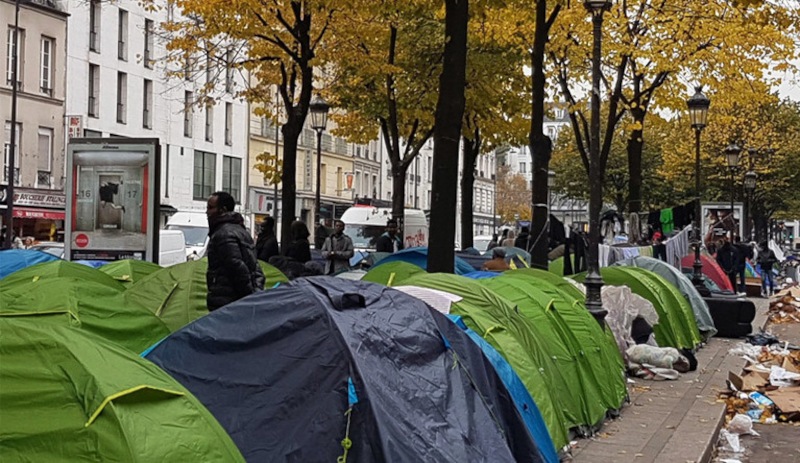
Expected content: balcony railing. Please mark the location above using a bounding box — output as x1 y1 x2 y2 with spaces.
3 167 20 185
5 79 22 91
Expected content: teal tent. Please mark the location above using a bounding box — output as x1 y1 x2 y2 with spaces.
0 319 244 462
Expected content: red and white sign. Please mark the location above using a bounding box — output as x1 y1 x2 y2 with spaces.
67 116 83 139
74 233 89 248
13 208 65 220
345 172 355 190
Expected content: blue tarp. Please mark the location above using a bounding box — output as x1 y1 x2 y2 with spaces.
463 270 502 280
146 278 545 462
74 260 110 268
448 315 559 463
0 249 60 279
371 247 475 275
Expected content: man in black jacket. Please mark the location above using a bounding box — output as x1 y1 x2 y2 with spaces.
255 216 279 262
206 191 265 311
376 219 404 253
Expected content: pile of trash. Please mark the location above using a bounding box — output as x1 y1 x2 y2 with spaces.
721 341 800 424
767 286 800 324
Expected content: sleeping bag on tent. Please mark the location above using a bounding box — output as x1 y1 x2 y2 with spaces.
145 277 545 463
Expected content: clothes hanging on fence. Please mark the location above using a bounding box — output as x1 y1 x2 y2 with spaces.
665 226 691 268
660 208 674 235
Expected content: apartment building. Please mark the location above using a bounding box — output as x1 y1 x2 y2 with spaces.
64 0 248 225
1 0 68 239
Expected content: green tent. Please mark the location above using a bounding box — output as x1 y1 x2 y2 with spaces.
486 273 627 421
506 268 585 301
0 260 125 292
362 261 425 286
0 319 244 462
126 258 288 332
400 272 571 450
0 277 169 353
100 259 162 285
575 267 701 349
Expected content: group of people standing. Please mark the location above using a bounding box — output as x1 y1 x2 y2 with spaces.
205 190 405 311
713 236 777 297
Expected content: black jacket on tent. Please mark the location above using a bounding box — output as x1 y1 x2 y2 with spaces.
146 277 544 463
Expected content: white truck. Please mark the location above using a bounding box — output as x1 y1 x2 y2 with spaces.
164 211 209 261
340 206 428 252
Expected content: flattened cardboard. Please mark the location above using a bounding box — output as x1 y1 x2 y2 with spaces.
729 371 769 391
766 387 800 413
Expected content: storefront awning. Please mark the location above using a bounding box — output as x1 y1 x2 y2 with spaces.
13 208 65 220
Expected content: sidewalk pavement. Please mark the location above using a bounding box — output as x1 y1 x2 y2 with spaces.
568 297 770 463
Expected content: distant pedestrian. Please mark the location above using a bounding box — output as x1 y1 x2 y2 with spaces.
514 227 531 251
314 219 329 250
759 242 777 297
283 220 312 263
486 233 499 251
205 191 265 311
321 219 354 275
716 238 739 292
255 216 279 262
502 230 516 248
733 235 752 293
376 219 404 253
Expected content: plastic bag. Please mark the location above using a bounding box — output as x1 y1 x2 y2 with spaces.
719 429 743 453
728 414 759 436
626 344 690 371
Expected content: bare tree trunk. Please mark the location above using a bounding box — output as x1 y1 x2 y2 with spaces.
279 121 301 249
626 108 645 214
428 0 468 274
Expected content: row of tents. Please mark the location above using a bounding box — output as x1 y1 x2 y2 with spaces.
0 247 717 462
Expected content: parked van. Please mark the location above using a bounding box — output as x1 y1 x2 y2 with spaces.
340 206 429 252
165 211 209 260
159 229 187 267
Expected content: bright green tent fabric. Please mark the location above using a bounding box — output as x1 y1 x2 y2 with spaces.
0 260 125 292
0 319 245 462
575 267 701 349
0 277 169 353
126 258 287 332
400 273 570 450
506 268 585 301
362 261 425 286
100 259 162 285
486 273 627 420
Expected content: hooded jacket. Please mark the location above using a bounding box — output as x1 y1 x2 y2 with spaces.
206 212 265 311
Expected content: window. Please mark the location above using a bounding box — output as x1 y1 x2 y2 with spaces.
224 102 232 145
519 162 526 173
88 64 99 117
144 19 153 68
183 91 193 137
6 27 23 89
143 79 153 128
193 150 215 200
205 51 214 85
116 72 127 123
37 127 53 187
222 156 242 203
40 37 53 95
204 104 213 141
89 0 100 52
84 129 102 137
372 174 377 196
224 48 234 93
118 9 128 61
183 52 192 80
336 167 343 194
3 122 21 185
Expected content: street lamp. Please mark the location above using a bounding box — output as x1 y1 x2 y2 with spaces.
724 142 741 240
309 95 330 225
547 170 555 236
744 170 757 241
686 86 710 287
583 0 612 326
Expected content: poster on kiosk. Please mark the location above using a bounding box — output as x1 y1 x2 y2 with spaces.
65 138 160 262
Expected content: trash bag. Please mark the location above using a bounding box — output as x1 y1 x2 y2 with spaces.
746 332 779 346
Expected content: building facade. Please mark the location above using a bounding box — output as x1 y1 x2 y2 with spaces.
1 0 68 240
64 0 248 226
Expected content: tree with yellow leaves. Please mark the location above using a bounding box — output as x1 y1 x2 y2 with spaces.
149 0 334 248
548 0 800 217
496 164 531 224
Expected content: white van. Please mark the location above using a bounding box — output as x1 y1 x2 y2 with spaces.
165 211 209 260
159 229 187 267
340 206 428 252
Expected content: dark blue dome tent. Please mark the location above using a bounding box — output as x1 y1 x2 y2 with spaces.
145 277 546 462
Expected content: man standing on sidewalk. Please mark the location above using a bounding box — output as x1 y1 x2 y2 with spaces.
321 219 354 275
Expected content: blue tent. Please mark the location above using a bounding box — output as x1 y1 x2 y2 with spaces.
448 315 559 463
0 249 60 279
146 277 546 462
464 270 502 279
74 260 111 269
371 247 475 275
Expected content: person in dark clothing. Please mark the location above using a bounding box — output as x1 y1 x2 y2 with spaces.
486 233 499 251
320 219 354 275
314 220 329 250
514 227 531 251
715 239 739 292
376 219 404 253
205 191 265 311
733 236 752 293
255 216 279 262
282 220 312 263
758 242 777 297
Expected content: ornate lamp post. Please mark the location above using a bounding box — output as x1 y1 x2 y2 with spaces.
583 0 612 326
724 142 742 240
309 95 330 225
744 169 757 240
686 87 710 286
